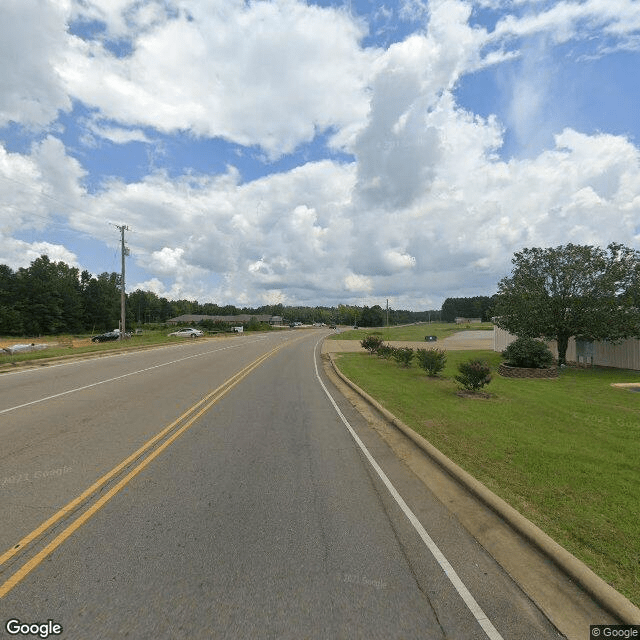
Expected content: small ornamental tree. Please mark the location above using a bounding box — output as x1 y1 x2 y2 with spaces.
361 334 383 354
502 336 554 368
415 348 447 377
393 346 414 367
454 359 492 391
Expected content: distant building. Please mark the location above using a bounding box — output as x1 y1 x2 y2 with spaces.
167 314 284 326
493 326 640 370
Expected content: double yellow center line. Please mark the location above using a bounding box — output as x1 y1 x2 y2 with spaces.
0 341 286 598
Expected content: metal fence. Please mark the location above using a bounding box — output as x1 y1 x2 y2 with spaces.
493 326 640 371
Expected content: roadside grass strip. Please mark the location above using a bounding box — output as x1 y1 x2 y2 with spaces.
0 329 274 368
334 349 640 607
0 341 290 598
0 330 183 365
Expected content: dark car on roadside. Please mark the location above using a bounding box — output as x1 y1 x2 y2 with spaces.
91 330 121 343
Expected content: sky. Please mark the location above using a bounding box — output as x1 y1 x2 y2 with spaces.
1 0 639 310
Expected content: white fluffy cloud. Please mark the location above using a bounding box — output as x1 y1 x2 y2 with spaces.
0 0 639 309
0 236 79 272
0 137 85 234
493 0 640 46
0 0 71 127
58 0 377 157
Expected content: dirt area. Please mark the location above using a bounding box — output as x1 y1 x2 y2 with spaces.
0 337 92 350
71 338 92 348
322 330 494 354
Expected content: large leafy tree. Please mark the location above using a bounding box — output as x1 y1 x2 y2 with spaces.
494 243 640 365
81 271 122 332
0 264 22 335
14 256 80 335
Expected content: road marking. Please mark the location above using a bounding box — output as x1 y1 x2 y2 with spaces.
0 334 274 379
0 340 289 598
0 335 274 415
313 340 504 640
0 342 182 378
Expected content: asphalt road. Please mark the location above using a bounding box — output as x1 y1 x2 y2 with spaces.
0 331 563 639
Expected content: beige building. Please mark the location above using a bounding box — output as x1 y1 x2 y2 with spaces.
493 326 640 371
167 314 283 326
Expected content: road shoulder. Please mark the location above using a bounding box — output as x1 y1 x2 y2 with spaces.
320 350 633 640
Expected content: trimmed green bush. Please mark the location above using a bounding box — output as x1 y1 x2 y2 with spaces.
393 346 414 367
416 348 447 377
455 359 492 391
502 336 554 368
376 344 395 359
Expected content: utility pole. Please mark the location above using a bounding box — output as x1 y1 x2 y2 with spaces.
116 224 129 339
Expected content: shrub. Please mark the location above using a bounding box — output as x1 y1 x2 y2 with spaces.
393 346 414 367
415 348 447 377
361 334 384 354
454 359 492 391
376 344 395 359
502 336 554 368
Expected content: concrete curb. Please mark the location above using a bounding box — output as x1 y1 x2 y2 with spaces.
327 352 640 625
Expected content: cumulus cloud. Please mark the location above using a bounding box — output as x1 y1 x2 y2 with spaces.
1 0 639 309
492 0 640 50
89 119 640 306
3 119 639 308
0 137 86 237
81 116 151 145
0 0 71 127
0 236 79 271
58 0 377 158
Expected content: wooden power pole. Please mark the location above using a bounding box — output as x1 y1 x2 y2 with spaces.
116 224 129 339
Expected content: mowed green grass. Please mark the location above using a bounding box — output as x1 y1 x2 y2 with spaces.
330 321 493 341
0 330 232 366
335 349 640 606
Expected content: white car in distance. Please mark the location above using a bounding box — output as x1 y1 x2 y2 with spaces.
168 327 204 338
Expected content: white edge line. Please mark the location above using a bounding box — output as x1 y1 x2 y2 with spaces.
313 339 504 640
0 335 273 415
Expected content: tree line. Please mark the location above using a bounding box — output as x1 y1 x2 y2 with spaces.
0 255 439 336
440 296 495 322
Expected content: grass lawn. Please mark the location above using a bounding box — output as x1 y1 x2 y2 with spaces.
330 321 493 341
0 329 235 366
334 349 640 606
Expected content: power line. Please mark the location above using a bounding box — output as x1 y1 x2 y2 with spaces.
0 173 94 219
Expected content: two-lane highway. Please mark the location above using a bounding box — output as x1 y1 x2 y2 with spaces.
1 331 563 638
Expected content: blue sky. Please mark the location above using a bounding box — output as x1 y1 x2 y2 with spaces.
1 0 640 309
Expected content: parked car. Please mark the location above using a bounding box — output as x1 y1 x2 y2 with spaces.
91 330 121 343
168 328 204 338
